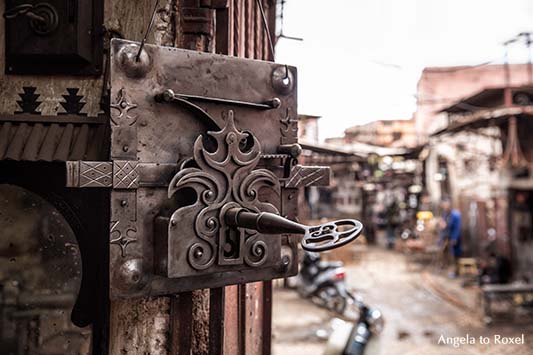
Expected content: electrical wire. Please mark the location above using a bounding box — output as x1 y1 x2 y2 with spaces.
136 0 160 62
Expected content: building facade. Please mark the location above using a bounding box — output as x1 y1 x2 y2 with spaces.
425 84 533 281
327 118 417 149
415 64 533 142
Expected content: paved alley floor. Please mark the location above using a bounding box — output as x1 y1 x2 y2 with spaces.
272 246 533 355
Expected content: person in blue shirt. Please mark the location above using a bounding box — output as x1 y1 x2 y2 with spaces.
439 198 462 277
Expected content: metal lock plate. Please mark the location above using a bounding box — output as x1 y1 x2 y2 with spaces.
106 39 307 297
65 39 333 298
4 0 103 75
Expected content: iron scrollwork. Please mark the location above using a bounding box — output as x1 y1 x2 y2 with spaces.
110 220 137 257
168 110 280 270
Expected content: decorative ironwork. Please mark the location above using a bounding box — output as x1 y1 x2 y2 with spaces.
110 88 138 126
80 162 113 187
168 110 280 270
279 108 297 144
110 220 137 257
67 161 141 189
113 161 139 189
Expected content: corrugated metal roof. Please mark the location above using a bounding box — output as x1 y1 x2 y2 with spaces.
0 115 109 162
431 106 533 137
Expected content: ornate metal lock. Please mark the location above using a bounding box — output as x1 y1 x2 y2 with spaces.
66 39 363 298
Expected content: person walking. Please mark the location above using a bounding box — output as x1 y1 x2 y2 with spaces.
439 197 462 277
385 198 400 249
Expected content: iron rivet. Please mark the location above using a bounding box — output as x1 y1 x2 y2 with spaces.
227 132 236 143
170 219 177 226
288 193 295 200
120 101 128 108
123 145 129 152
163 89 175 102
120 200 127 207
194 249 204 258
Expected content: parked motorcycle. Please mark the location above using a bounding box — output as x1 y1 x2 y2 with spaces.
296 251 354 314
324 297 384 355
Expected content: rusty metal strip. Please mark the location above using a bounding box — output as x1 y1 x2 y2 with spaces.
215 2 232 55
209 287 225 355
245 0 254 58
262 280 272 355
66 161 178 188
244 282 264 354
254 0 262 59
223 285 241 354
266 0 276 61
234 0 245 57
239 283 247 355
170 293 193 355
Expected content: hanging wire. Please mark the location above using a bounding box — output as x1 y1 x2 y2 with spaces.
136 0 160 62
255 0 290 79
255 0 276 60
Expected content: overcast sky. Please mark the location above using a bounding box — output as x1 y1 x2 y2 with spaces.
275 0 533 141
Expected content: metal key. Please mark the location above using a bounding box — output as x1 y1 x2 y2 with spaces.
225 208 363 252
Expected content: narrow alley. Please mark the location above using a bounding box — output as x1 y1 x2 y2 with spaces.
273 246 533 355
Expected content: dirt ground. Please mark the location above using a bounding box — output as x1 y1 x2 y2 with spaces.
272 246 533 355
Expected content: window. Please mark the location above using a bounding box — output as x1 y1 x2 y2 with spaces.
392 131 402 141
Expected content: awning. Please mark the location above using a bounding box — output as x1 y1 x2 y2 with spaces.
431 105 533 137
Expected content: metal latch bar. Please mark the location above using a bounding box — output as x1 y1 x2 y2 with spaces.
156 89 281 110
